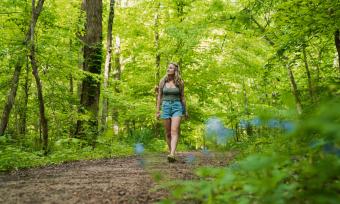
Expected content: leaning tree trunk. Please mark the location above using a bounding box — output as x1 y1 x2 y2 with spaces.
0 60 24 136
0 0 45 136
285 62 303 115
75 0 103 145
101 0 115 131
335 29 340 76
29 0 48 153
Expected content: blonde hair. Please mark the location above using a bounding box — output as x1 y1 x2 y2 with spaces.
162 62 183 86
158 62 184 96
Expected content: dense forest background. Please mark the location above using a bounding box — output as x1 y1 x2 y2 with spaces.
1 0 339 203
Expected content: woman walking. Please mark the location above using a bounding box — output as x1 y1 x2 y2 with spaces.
156 62 188 162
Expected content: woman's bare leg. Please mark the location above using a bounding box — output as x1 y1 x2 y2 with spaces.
163 119 171 152
170 117 181 156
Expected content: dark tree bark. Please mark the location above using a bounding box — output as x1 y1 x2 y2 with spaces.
75 0 103 143
30 0 48 153
335 29 340 76
0 0 45 136
101 0 115 131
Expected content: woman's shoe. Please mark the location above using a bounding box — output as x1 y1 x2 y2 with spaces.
167 154 176 163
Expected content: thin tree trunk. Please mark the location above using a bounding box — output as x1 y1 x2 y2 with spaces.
176 1 184 68
316 50 322 84
335 29 340 76
69 40 74 95
0 0 45 136
75 0 103 144
302 45 314 102
307 46 323 97
114 36 121 83
154 2 161 138
154 3 161 84
30 0 48 153
69 40 75 137
29 0 48 153
19 57 30 135
69 75 74 138
285 62 302 114
0 60 23 136
112 36 121 135
101 0 115 131
314 48 323 95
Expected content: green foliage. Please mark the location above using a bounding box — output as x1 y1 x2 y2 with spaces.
0 3 340 203
0 135 133 172
161 98 340 204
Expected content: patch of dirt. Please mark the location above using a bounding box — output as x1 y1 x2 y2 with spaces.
0 152 234 204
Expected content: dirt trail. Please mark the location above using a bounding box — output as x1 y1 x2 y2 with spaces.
0 152 234 204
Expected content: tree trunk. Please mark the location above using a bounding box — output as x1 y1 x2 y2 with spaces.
114 36 121 83
285 62 302 114
112 36 121 135
302 45 314 102
30 0 48 153
154 2 161 138
176 1 184 68
101 0 115 131
19 57 30 135
335 29 340 76
154 3 161 83
314 48 323 96
29 0 48 153
316 49 322 84
69 40 75 137
0 0 45 136
75 0 103 144
0 60 23 136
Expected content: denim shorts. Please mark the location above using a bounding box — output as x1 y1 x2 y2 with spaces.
161 100 183 119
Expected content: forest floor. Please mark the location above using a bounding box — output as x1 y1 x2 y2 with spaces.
0 151 234 204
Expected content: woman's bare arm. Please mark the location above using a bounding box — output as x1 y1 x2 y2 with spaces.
156 80 163 118
180 81 188 116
